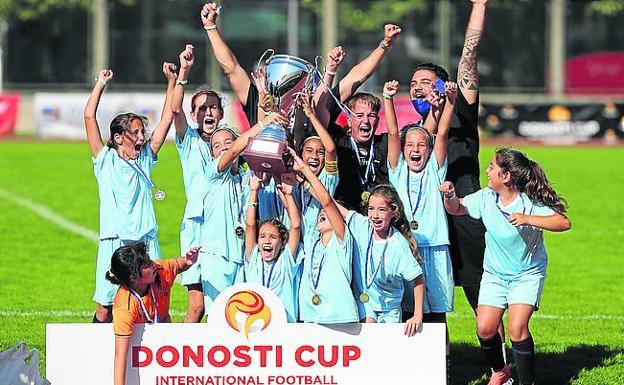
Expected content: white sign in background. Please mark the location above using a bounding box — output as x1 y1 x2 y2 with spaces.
46 284 445 385
34 92 242 141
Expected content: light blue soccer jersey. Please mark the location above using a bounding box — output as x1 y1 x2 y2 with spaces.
298 167 339 244
93 145 158 240
245 246 303 322
462 188 555 279
200 156 249 264
258 178 291 228
176 128 212 219
299 232 359 323
389 153 449 246
347 211 423 317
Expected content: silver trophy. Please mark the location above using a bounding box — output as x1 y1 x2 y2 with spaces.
244 50 319 174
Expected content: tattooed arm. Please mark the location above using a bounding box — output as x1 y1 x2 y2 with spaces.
457 0 488 105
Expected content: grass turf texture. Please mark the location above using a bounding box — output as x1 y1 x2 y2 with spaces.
0 142 622 384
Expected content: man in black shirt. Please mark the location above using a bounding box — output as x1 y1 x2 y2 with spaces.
317 24 402 210
408 0 490 322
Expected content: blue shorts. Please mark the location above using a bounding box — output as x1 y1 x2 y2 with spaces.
478 270 545 310
363 307 402 323
93 235 160 306
420 245 454 313
179 218 202 286
199 249 244 315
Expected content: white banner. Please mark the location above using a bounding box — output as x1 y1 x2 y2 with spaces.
46 284 445 385
34 92 243 141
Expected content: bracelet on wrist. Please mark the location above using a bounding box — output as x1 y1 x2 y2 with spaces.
444 192 456 200
204 24 217 31
325 69 336 76
176 79 188 86
379 40 392 51
247 201 258 207
382 93 393 100
95 77 108 86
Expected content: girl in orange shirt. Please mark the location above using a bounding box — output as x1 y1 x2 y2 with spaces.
106 242 200 385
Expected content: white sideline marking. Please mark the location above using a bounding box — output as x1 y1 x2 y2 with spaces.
0 310 622 321
0 188 98 242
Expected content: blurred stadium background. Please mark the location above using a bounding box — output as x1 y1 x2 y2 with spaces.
0 0 624 143
0 1 623 384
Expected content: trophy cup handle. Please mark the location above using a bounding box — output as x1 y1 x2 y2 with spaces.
257 49 275 69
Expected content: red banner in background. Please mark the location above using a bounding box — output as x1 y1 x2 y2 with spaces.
0 93 20 137
566 52 624 95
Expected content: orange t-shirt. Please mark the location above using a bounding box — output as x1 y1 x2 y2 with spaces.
112 259 180 338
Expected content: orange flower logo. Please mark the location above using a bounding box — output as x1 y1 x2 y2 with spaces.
225 290 272 338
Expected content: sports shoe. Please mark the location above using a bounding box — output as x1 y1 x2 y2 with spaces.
487 364 513 385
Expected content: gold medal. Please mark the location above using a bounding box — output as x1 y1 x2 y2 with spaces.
360 293 369 303
311 294 321 306
361 191 370 202
410 220 418 231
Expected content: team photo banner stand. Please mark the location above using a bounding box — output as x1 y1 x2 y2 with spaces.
47 284 445 385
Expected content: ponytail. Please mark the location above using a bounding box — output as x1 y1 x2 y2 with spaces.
368 185 423 265
525 161 567 213
495 147 567 213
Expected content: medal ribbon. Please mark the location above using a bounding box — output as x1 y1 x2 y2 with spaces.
309 238 327 291
364 229 388 290
262 259 278 288
349 137 376 187
406 166 425 222
121 157 156 190
130 286 158 324
300 185 314 216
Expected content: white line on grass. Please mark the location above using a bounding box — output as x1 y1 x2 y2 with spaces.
0 188 98 242
0 310 622 321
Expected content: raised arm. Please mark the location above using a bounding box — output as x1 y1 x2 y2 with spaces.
301 92 336 162
457 0 488 104
84 69 113 157
217 112 290 172
245 174 262 260
292 150 345 241
201 3 252 105
383 80 401 170
338 24 401 101
175 246 202 272
171 45 194 141
433 82 457 167
280 173 302 256
313 46 345 128
440 182 467 216
149 62 177 155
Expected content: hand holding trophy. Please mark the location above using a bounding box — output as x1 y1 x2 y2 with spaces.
244 50 319 175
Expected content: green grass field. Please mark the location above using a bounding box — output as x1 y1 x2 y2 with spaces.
0 142 622 384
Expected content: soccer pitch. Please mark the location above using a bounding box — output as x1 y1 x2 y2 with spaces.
0 142 622 384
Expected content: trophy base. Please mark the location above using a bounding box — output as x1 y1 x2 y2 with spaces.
243 137 291 175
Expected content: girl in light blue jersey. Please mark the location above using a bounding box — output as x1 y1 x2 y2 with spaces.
442 148 571 385
171 44 228 322
199 112 290 316
84 64 175 323
384 80 456 347
244 172 302 322
291 151 358 325
344 184 424 336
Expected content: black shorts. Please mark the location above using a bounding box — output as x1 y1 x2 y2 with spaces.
447 213 486 287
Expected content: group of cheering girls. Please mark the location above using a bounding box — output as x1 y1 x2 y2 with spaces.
85 2 571 385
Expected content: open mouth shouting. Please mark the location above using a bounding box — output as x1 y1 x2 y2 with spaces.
408 152 427 172
202 116 217 134
260 243 276 260
307 158 321 174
